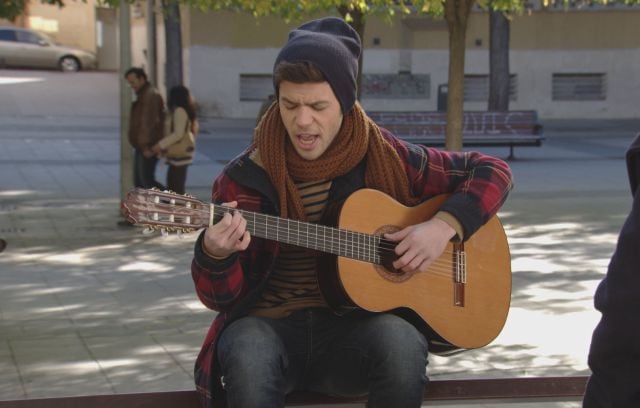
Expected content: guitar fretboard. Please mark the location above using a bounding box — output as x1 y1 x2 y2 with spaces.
213 206 387 265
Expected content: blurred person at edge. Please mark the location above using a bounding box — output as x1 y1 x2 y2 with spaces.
583 134 640 408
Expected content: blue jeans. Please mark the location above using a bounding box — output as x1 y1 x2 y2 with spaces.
217 309 429 408
133 149 164 189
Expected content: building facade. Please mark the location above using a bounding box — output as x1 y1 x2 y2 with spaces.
3 3 638 120
184 6 639 120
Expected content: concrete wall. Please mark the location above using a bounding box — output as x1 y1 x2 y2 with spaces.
185 9 640 120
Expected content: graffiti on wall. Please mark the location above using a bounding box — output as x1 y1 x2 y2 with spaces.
361 74 430 99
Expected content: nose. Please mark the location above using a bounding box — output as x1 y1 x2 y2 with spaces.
295 106 313 128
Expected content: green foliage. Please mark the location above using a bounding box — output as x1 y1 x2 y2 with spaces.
184 0 446 22
478 0 526 13
4 0 638 24
1 0 66 21
0 0 25 20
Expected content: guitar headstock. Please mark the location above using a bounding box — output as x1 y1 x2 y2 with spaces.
123 188 209 233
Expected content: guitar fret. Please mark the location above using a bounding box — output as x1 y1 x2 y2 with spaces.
315 224 319 252
373 235 379 264
353 231 356 260
322 225 326 253
342 230 346 258
366 233 370 262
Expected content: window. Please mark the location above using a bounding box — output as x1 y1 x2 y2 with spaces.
16 30 44 45
239 74 273 101
463 74 517 102
0 29 17 42
552 73 606 101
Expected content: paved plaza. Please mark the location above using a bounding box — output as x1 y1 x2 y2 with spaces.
1 70 639 407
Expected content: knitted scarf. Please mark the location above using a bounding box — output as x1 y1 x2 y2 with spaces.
253 101 420 221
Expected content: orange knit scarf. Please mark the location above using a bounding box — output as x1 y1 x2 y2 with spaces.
253 102 419 221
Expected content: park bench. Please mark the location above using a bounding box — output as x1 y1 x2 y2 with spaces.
367 110 544 160
0 375 588 407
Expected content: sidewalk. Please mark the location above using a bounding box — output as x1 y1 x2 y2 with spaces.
1 70 638 407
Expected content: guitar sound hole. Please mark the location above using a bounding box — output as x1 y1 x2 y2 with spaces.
374 226 413 283
379 241 401 274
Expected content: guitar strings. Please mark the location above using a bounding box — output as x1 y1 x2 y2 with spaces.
141 200 465 278
213 207 464 278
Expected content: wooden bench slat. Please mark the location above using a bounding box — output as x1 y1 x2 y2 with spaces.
0 376 589 407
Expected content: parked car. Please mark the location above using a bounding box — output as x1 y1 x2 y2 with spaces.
0 27 96 72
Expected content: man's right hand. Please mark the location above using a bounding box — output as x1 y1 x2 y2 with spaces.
202 201 251 259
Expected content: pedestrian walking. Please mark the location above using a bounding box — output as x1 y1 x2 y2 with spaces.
124 67 165 190
151 85 198 195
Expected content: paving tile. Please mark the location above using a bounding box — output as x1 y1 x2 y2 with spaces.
9 335 111 398
82 334 194 394
0 340 26 400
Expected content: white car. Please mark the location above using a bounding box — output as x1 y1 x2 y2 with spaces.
0 27 97 72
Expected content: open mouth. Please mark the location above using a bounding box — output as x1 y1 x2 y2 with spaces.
296 133 318 150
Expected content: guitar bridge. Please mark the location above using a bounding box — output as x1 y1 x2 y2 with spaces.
453 242 466 307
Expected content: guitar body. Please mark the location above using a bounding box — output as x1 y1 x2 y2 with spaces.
318 189 512 350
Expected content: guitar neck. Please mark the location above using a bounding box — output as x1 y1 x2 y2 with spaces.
212 205 384 265
123 188 389 266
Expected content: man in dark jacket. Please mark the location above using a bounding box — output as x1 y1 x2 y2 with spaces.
583 134 640 407
191 17 513 408
124 67 165 189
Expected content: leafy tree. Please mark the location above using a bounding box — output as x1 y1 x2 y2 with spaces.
1 0 63 21
488 9 510 112
162 0 183 91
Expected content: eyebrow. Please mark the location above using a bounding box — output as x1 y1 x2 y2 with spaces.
280 97 329 108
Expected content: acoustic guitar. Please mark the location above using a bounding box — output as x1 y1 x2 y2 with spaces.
123 188 511 350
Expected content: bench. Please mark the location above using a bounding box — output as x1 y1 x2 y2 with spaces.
0 376 589 407
367 110 544 160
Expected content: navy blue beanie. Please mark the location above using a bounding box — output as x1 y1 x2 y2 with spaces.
274 17 361 114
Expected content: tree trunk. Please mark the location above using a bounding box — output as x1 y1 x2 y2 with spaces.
338 6 365 100
444 0 475 152
146 0 157 85
488 10 510 111
119 0 133 203
162 0 183 92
